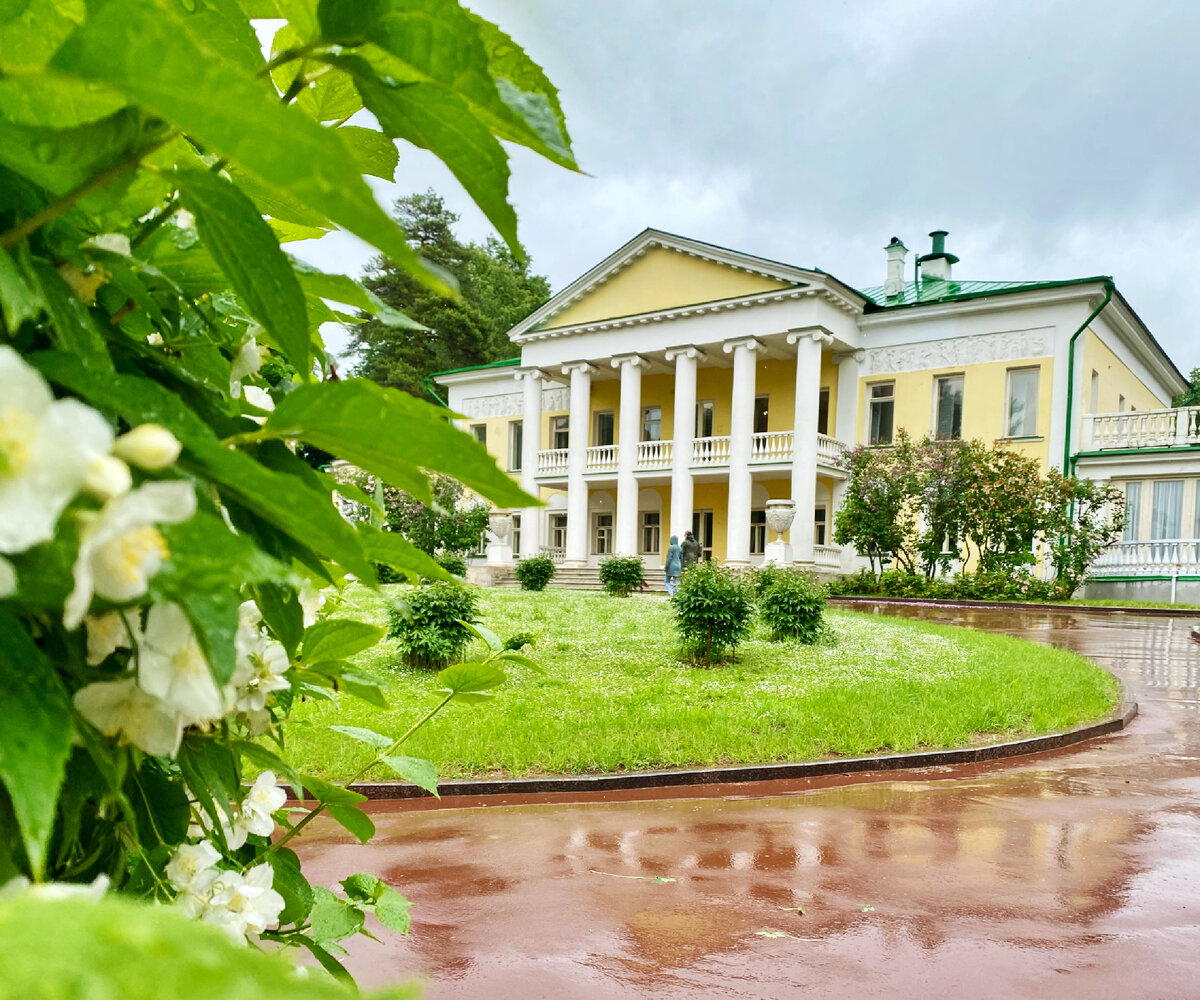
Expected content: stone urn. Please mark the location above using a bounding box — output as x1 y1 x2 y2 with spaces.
764 499 797 540
488 510 513 542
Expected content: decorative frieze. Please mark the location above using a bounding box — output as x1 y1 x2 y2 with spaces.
459 386 569 418
864 328 1051 375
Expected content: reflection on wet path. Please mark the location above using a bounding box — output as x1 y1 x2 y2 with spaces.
295 607 1200 999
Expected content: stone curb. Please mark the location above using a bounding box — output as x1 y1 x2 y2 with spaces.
829 595 1200 618
331 680 1138 802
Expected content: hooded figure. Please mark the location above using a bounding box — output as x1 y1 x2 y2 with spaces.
680 531 702 568
664 534 683 596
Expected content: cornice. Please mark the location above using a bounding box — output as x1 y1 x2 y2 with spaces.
857 281 1107 330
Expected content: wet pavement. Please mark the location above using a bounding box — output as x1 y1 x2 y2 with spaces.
295 606 1200 999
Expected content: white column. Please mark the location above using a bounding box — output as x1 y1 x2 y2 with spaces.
515 368 544 558
833 349 863 445
723 338 765 566
561 362 595 566
612 354 648 556
787 330 833 566
666 346 704 541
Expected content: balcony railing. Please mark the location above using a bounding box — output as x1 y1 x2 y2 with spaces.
536 432 848 476
1089 539 1200 576
813 544 842 569
1082 406 1200 451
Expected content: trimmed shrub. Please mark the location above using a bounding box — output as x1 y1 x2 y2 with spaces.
825 568 879 596
387 582 480 668
599 555 645 597
436 551 468 577
671 561 755 665
878 570 928 597
503 630 537 651
513 555 555 591
751 562 784 597
758 570 828 642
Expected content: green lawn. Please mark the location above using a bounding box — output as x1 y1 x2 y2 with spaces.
284 587 1119 781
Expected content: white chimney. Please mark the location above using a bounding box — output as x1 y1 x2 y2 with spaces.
917 229 958 284
883 237 907 298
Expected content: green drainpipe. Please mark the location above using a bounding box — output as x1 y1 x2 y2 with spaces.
423 373 448 407
1062 279 1114 474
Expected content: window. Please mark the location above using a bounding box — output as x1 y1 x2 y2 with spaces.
934 375 964 440
749 509 766 554
511 513 521 555
1124 482 1141 541
471 423 487 446
868 383 894 445
551 415 569 450
594 411 614 447
753 395 769 434
640 511 661 554
508 420 523 472
817 388 830 436
1006 368 1039 438
641 405 662 442
593 513 613 554
1151 480 1183 540
695 400 715 438
549 513 567 550
814 506 827 546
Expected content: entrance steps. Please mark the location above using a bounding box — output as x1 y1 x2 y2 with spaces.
469 564 669 593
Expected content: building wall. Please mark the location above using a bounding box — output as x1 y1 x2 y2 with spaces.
1082 329 1168 413
544 247 791 329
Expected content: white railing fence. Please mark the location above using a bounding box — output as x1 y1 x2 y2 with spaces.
1084 406 1200 451
751 430 793 463
817 433 845 467
636 439 673 468
813 545 842 569
1089 539 1200 576
585 444 617 472
692 435 731 466
537 448 569 476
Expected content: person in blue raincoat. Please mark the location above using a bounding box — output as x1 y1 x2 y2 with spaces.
664 534 683 596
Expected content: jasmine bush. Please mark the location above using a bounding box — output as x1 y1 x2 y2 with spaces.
387 583 480 668
599 555 645 597
758 570 828 643
513 555 556 591
671 561 755 665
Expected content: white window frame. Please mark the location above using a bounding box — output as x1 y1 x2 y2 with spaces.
592 512 613 555
867 381 895 446
1123 481 1142 541
641 405 662 442
1151 480 1183 540
551 415 569 450
933 373 964 441
1004 367 1040 438
749 508 767 555
471 423 487 446
508 420 523 472
639 511 661 555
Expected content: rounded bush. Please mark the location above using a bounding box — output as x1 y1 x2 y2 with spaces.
436 550 468 577
758 570 828 643
598 555 645 597
387 582 480 668
671 561 755 665
513 554 556 591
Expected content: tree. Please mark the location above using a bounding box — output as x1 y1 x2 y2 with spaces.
1042 474 1126 597
833 432 920 575
350 191 551 397
0 0 573 989
1173 367 1200 407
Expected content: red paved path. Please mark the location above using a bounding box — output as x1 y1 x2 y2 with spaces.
296 606 1200 999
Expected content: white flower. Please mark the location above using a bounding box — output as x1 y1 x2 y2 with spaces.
82 455 131 501
73 677 183 757
231 624 290 713
63 480 196 629
146 332 164 347
298 583 325 627
0 346 114 554
229 334 265 397
113 423 182 470
84 609 138 665
242 385 274 426
203 864 285 942
0 556 14 598
137 603 223 726
0 874 109 901
238 600 262 627
166 840 221 893
238 771 285 838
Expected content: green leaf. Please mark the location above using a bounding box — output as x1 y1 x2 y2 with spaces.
437 661 506 700
495 650 545 674
0 609 72 878
247 582 305 658
0 0 83 73
336 669 390 709
270 219 330 243
377 755 438 797
458 619 501 652
328 725 393 750
340 874 412 934
25 259 112 369
264 378 533 507
291 259 422 328
300 774 366 806
233 741 304 798
0 73 126 128
50 0 455 296
327 802 375 844
176 168 310 375
302 619 386 662
310 885 365 944
338 125 398 180
359 524 452 582
292 935 355 988
267 848 315 926
0 247 43 333
299 70 363 124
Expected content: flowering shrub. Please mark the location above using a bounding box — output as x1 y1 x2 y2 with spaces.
757 570 828 643
671 562 755 665
514 555 556 591
387 583 480 668
0 0 571 989
598 555 645 597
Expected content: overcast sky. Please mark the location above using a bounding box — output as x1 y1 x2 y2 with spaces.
294 0 1200 378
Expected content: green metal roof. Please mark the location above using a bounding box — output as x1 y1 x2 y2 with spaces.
429 356 521 378
857 275 1110 310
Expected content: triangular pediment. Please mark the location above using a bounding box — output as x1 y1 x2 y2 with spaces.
509 229 838 340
